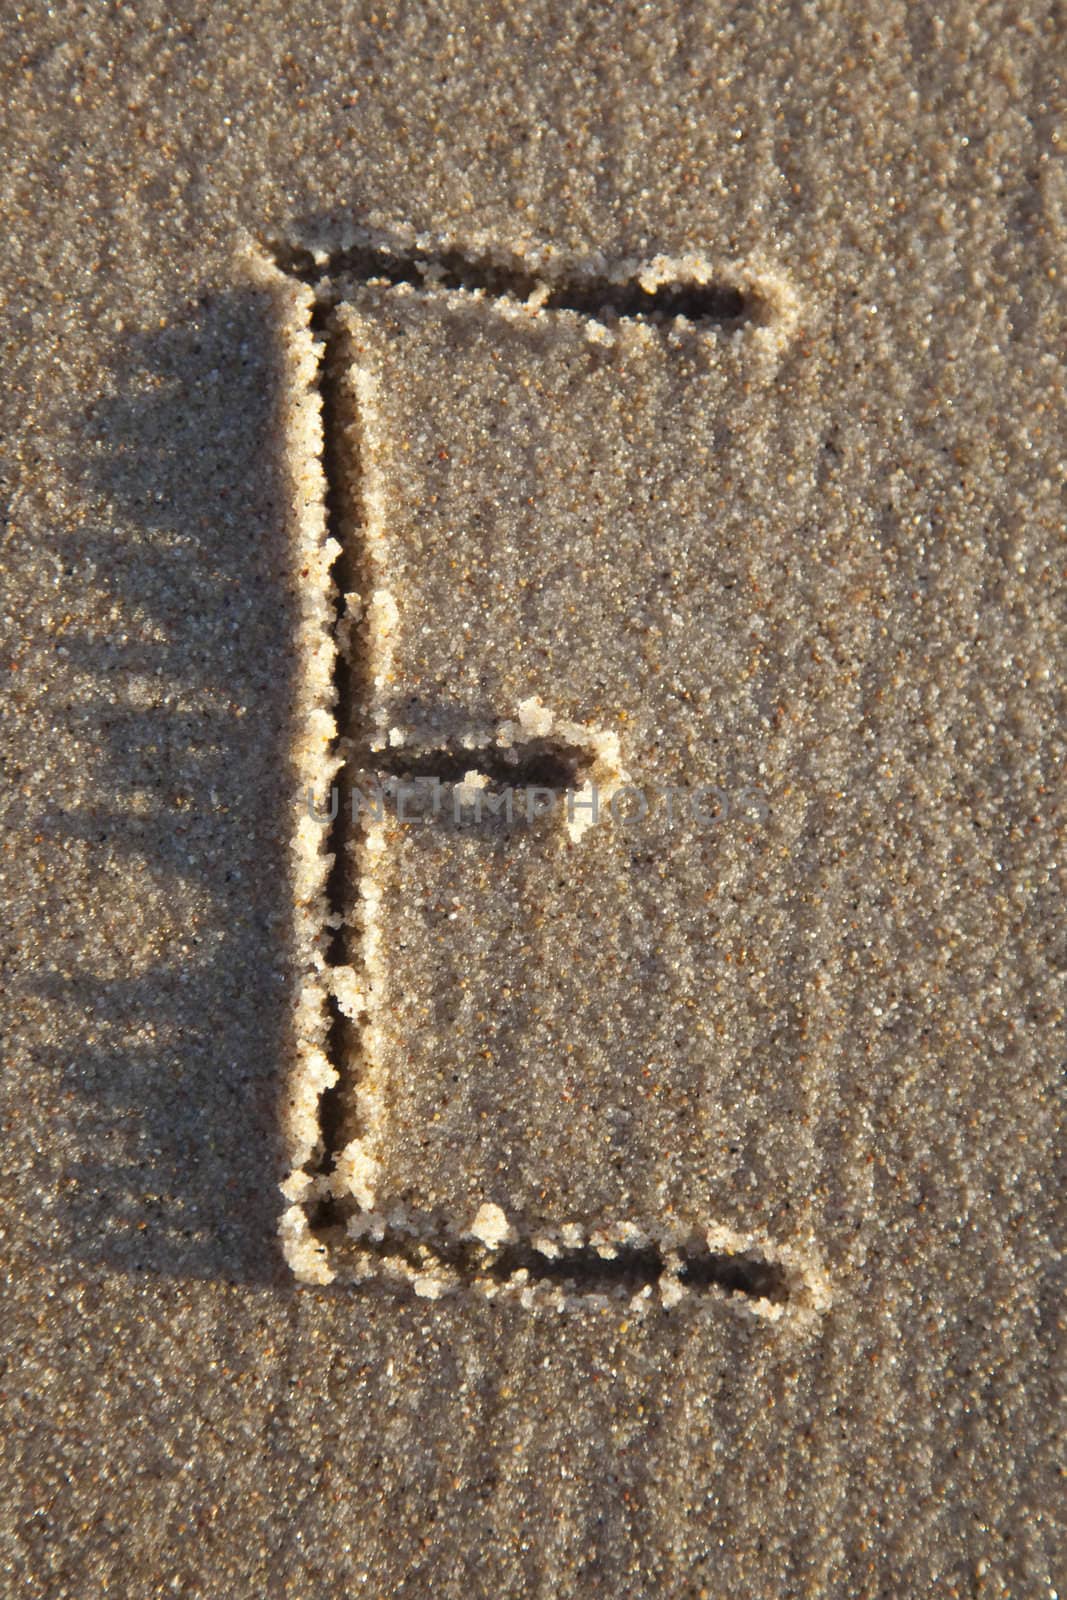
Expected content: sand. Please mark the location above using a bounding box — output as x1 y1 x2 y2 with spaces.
1 3 1062 1596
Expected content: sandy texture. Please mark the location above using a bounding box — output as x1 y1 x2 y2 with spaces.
283 279 830 1317
1 3 1063 1596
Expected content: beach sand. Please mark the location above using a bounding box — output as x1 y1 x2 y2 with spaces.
1 4 1062 1595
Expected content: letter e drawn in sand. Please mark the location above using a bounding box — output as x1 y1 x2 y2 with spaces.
263 234 829 1325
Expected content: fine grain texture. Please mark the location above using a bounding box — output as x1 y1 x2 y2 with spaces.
1 3 1062 1597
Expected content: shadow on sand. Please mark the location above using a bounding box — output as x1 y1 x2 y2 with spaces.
34 278 310 1286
